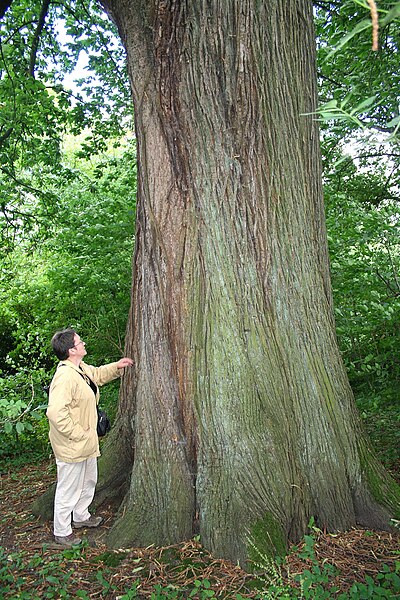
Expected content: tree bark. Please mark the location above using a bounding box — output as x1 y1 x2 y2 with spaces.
94 0 399 565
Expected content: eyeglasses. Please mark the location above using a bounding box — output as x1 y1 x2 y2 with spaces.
73 340 85 348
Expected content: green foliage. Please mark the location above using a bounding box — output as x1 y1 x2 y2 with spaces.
0 137 135 458
246 542 292 598
326 187 399 397
360 403 400 471
0 0 132 251
32 146 136 363
0 141 136 358
0 368 48 446
314 2 400 475
246 528 400 600
343 563 400 599
0 3 135 451
324 156 400 470
189 579 216 598
315 1 400 133
116 581 141 599
0 337 50 462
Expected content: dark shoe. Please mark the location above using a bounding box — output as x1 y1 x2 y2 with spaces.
54 533 82 547
72 515 103 529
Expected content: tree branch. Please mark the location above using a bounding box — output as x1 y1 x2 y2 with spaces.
375 270 400 298
0 166 50 199
28 0 51 77
0 127 13 144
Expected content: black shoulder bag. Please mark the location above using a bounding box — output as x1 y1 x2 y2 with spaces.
78 370 111 437
96 406 111 437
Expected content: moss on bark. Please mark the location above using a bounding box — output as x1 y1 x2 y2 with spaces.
248 512 287 565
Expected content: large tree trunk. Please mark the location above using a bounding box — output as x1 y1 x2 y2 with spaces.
96 0 399 564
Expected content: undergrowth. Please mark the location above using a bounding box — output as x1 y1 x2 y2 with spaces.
0 533 399 599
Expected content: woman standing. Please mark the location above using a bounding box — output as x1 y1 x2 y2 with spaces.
47 327 133 547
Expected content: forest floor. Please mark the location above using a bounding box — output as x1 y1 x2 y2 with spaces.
0 460 399 599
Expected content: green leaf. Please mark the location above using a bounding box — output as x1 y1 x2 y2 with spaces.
387 115 400 127
350 96 376 115
381 5 400 27
4 421 13 434
16 422 25 435
31 411 43 420
324 19 372 61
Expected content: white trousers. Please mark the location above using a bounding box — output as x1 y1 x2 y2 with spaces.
53 457 98 537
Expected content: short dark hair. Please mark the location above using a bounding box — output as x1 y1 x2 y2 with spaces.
51 328 76 360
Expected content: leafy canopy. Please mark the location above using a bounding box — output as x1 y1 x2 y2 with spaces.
0 0 132 250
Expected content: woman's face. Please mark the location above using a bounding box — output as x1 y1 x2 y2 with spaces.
71 333 87 360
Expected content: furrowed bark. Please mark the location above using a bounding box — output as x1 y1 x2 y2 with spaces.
83 0 400 564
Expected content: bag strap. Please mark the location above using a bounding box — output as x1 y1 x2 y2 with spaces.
77 369 98 396
59 363 98 396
